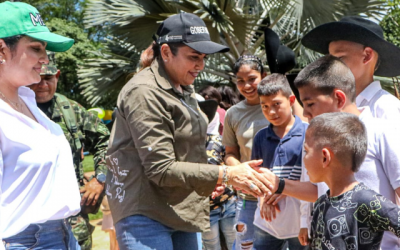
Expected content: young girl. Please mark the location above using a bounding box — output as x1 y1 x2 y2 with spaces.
222 55 269 250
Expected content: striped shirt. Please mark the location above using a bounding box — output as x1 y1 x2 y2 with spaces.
252 115 308 238
251 115 307 180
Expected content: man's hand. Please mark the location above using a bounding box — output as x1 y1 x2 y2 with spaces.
80 177 104 206
298 228 309 246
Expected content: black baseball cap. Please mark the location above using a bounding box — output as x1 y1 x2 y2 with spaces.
155 13 230 55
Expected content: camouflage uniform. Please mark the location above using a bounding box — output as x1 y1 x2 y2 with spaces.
37 53 110 250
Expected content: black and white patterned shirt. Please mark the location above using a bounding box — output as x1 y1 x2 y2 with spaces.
310 183 400 250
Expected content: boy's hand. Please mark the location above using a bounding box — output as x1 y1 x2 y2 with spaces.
298 228 309 246
211 184 225 199
260 199 281 221
265 194 286 205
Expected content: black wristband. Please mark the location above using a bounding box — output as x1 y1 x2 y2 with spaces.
274 178 285 194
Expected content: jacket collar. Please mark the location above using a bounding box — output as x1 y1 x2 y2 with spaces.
266 115 304 141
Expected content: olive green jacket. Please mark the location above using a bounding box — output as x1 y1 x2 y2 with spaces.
106 59 219 232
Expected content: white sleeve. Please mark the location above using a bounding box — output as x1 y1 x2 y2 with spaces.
300 150 312 229
0 147 3 246
378 124 400 191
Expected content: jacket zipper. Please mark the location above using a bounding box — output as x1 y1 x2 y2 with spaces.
180 99 199 117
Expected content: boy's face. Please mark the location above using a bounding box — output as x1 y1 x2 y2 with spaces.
299 86 339 120
260 91 294 127
328 40 366 83
303 130 324 183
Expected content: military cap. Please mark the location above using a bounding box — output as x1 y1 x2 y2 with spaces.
40 51 58 75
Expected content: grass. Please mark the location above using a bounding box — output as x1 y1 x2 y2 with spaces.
82 154 104 221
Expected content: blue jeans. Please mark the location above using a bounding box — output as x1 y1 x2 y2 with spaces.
202 197 236 250
2 219 80 250
115 214 199 250
254 226 308 250
232 198 258 250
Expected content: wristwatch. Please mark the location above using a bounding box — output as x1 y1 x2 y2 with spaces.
94 173 106 184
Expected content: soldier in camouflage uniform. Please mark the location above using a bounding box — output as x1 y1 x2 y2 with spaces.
28 52 110 250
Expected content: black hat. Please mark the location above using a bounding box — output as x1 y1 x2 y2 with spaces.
155 13 230 55
264 28 296 74
301 16 400 77
195 94 218 122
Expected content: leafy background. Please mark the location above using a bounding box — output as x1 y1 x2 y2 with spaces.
6 0 400 108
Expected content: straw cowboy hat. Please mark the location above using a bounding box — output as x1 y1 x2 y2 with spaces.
301 16 400 77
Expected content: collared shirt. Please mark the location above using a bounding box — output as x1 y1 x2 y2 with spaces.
0 87 80 239
356 81 400 123
301 107 400 249
251 115 307 179
252 115 308 238
106 59 219 232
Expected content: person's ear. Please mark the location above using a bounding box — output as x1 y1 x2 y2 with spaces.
55 70 61 80
289 94 296 107
0 39 10 62
261 72 267 79
160 44 172 62
363 47 374 64
322 147 332 169
333 89 347 110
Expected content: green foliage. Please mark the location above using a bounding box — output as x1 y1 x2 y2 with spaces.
46 18 100 107
381 0 400 47
80 0 388 106
12 0 104 107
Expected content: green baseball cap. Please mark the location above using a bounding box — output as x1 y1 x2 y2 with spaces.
40 51 58 75
0 1 74 52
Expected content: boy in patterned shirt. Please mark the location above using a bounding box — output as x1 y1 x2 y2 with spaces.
304 112 400 250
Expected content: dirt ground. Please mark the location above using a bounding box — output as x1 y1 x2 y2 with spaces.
90 219 111 250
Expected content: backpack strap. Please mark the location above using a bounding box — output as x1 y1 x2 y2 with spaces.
54 93 82 150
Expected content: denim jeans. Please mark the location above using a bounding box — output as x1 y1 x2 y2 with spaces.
202 197 236 250
2 219 80 250
254 226 308 250
232 198 258 250
115 214 199 250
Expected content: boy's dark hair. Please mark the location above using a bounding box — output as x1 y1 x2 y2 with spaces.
308 112 367 172
294 55 356 102
233 54 264 75
198 86 222 104
257 73 292 97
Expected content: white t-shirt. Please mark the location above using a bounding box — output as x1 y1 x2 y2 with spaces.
0 87 80 239
300 107 400 249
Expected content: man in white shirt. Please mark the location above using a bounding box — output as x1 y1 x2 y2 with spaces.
302 16 400 122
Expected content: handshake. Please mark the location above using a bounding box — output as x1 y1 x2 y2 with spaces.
215 160 281 199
